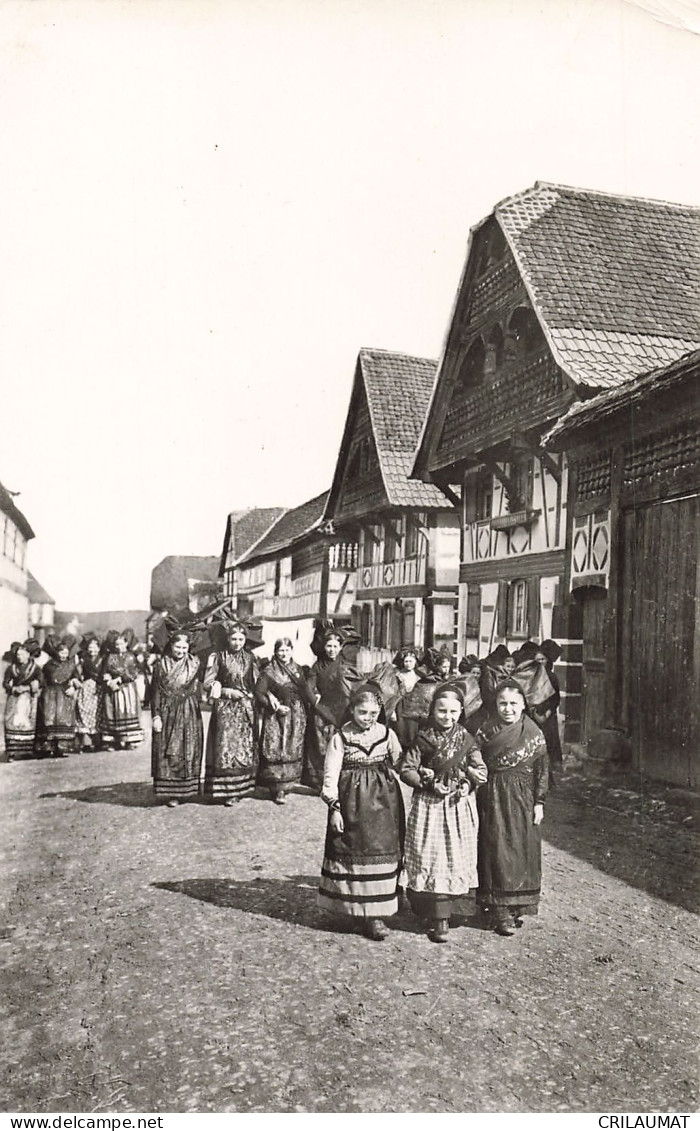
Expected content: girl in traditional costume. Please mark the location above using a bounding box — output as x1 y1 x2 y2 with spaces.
76 636 103 751
390 647 424 750
100 633 144 750
318 684 404 941
530 640 563 782
151 630 203 806
37 638 81 757
475 679 548 936
303 627 362 792
400 685 487 943
255 637 308 805
202 620 259 805
3 639 44 759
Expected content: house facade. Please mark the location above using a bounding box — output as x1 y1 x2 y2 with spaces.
234 491 357 664
218 507 285 603
0 483 34 651
545 349 700 788
412 182 700 739
325 348 460 672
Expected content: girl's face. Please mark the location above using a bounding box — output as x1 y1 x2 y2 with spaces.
401 653 417 672
534 651 547 664
437 658 452 679
433 694 462 730
502 656 516 675
275 642 293 665
58 646 70 662
469 664 482 679
351 698 380 730
87 640 100 659
171 636 189 660
115 637 128 654
324 636 342 661
496 687 525 725
16 647 29 665
227 627 246 652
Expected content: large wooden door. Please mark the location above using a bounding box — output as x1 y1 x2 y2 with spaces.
580 587 608 738
621 494 698 788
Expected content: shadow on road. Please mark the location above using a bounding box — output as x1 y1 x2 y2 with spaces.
153 875 430 936
40 781 159 807
543 780 699 914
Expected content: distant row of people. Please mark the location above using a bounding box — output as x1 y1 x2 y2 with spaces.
2 632 145 759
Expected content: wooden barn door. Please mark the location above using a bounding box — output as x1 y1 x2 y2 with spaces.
621 494 698 788
580 588 608 739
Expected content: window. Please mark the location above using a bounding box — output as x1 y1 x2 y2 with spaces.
465 585 481 636
508 579 528 636
402 601 415 647
405 513 426 558
383 519 400 563
475 472 493 521
359 605 372 647
380 604 392 649
508 459 533 512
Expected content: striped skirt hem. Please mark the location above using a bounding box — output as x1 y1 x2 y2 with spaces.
318 857 400 918
153 777 201 798
5 732 37 756
202 774 256 799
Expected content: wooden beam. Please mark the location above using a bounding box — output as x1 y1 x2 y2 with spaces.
437 483 461 509
482 458 524 512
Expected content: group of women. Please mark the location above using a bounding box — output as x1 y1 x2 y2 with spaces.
2 631 145 760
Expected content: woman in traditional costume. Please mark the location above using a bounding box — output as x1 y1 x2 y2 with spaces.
318 684 404 941
390 646 424 750
76 636 103 751
255 637 308 805
3 639 44 760
37 638 81 757
399 685 487 942
303 627 362 792
530 640 563 783
202 620 259 805
475 679 548 936
151 629 203 806
100 633 144 750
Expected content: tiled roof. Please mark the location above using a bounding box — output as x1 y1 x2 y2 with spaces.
230 508 286 559
236 491 330 564
27 571 55 605
496 182 700 389
0 480 34 541
359 349 450 507
544 347 700 444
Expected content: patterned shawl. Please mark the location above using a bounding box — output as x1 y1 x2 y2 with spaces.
477 714 546 771
415 722 477 779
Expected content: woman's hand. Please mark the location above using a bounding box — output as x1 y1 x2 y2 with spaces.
276 704 291 716
329 809 344 834
152 716 163 733
268 693 281 713
533 803 544 825
209 680 222 700
432 780 451 797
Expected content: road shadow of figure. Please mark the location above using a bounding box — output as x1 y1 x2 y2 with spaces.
40 781 160 807
153 875 485 936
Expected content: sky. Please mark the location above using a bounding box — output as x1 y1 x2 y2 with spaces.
1 0 699 611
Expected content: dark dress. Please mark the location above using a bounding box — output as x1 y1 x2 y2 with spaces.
303 655 362 792
476 714 548 916
318 722 404 919
100 652 144 749
37 659 80 754
151 653 204 800
76 655 103 745
531 669 563 770
3 660 44 758
202 648 258 801
255 657 308 796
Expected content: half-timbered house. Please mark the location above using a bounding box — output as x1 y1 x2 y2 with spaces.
412 182 700 738
325 348 460 671
235 491 357 664
545 349 700 787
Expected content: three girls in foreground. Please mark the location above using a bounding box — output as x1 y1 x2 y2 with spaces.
318 677 548 942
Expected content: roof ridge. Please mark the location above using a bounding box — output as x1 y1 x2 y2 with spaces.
495 180 700 214
359 346 438 365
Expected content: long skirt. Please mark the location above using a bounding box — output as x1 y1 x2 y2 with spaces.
404 789 479 921
4 690 39 758
392 713 422 751
258 700 306 795
152 693 203 801
318 763 404 919
477 770 542 914
203 696 257 801
37 688 77 754
541 713 563 768
100 684 144 749
302 714 333 793
77 679 101 737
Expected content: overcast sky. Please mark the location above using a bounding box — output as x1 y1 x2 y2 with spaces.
1 0 698 613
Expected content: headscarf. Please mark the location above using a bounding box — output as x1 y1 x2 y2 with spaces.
539 639 562 665
458 653 482 674
392 646 419 668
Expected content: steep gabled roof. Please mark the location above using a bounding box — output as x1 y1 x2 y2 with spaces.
496 182 700 390
413 181 700 478
236 491 330 566
544 347 700 446
218 507 285 575
0 480 34 541
27 571 55 605
327 349 450 518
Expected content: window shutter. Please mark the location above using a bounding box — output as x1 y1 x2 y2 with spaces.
497 581 509 638
527 578 540 638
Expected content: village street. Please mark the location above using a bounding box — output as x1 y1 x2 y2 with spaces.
1 721 698 1115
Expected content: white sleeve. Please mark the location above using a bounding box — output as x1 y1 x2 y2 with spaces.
320 732 344 806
